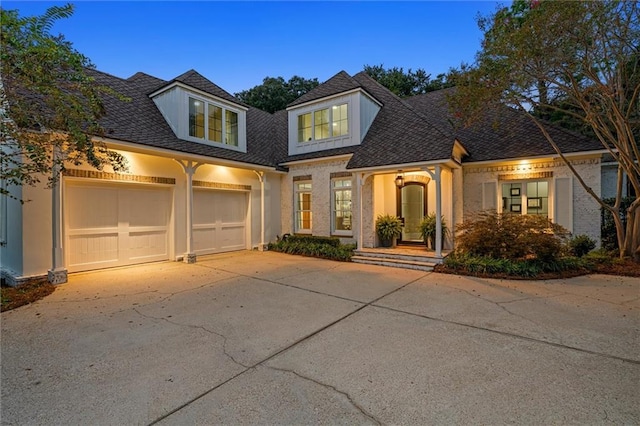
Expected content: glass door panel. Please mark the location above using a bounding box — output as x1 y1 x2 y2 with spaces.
400 184 425 242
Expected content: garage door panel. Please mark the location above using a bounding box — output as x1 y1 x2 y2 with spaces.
128 230 168 260
127 190 170 227
68 233 119 267
219 224 246 250
67 186 118 229
193 189 247 255
66 183 170 272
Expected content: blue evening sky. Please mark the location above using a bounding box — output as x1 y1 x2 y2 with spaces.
4 1 504 95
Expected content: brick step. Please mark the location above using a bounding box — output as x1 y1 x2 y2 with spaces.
351 255 436 272
353 250 443 265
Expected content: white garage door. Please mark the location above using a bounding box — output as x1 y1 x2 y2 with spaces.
65 182 171 272
193 189 247 255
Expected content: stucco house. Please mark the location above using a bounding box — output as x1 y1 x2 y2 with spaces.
1 68 610 285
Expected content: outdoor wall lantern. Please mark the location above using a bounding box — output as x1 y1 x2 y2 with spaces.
395 172 404 188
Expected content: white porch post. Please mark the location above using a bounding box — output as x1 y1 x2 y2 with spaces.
48 148 67 284
357 173 364 250
423 165 443 258
252 170 265 251
434 165 443 258
176 160 202 263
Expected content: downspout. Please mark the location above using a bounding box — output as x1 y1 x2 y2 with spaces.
252 170 265 251
48 146 68 284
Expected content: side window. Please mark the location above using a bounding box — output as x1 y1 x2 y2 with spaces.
294 181 312 233
331 178 352 235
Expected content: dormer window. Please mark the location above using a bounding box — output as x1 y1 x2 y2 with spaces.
188 97 239 147
297 103 349 143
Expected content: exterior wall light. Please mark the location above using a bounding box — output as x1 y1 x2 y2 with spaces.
395 172 404 188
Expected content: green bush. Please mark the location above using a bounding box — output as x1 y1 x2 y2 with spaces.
442 252 591 278
456 211 570 262
568 234 596 257
268 235 355 261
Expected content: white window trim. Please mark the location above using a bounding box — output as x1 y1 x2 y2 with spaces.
297 102 349 143
294 181 312 234
184 92 245 153
331 178 353 236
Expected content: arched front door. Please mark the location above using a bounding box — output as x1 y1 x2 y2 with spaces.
397 183 427 243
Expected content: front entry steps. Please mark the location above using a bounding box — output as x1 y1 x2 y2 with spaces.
352 247 445 272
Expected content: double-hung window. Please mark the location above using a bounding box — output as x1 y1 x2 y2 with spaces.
189 97 239 147
294 182 312 233
331 178 352 235
297 103 348 143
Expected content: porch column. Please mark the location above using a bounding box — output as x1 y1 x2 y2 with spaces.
423 165 443 258
48 148 67 284
253 170 266 251
176 160 202 263
434 165 443 258
357 173 364 250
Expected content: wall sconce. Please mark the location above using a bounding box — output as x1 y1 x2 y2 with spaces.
395 172 404 188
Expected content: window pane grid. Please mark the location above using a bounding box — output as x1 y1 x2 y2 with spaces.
208 104 222 142
189 98 204 138
332 178 352 232
295 182 312 232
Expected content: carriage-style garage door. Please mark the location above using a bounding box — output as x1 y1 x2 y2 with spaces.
65 182 171 272
192 189 247 255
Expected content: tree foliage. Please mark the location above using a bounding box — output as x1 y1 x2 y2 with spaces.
234 75 319 113
1 4 127 199
363 64 457 98
449 0 640 260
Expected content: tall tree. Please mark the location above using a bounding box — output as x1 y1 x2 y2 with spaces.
234 76 319 113
363 64 456 97
449 0 640 260
1 4 127 200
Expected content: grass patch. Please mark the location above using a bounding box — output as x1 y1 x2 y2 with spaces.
1 278 55 312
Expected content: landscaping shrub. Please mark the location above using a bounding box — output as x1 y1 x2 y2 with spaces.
456 211 570 262
268 235 355 261
442 252 591 278
568 234 596 257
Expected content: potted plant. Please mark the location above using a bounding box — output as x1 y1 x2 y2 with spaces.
375 214 403 247
419 213 448 251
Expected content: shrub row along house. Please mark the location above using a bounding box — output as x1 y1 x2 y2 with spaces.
1 68 615 285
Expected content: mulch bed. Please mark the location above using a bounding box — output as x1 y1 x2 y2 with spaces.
1 278 55 312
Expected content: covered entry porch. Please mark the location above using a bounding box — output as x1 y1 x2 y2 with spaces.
353 162 460 259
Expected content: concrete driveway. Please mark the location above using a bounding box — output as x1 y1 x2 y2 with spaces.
1 251 638 425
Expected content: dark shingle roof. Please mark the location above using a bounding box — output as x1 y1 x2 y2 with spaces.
345 72 455 169
90 67 602 171
89 69 277 168
287 71 363 107
405 88 603 162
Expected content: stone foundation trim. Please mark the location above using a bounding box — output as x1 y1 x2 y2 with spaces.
293 175 312 181
1 269 48 287
192 181 251 191
499 171 553 181
48 268 68 285
64 169 176 185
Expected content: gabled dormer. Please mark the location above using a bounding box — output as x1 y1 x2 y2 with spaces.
149 70 248 153
286 71 381 156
